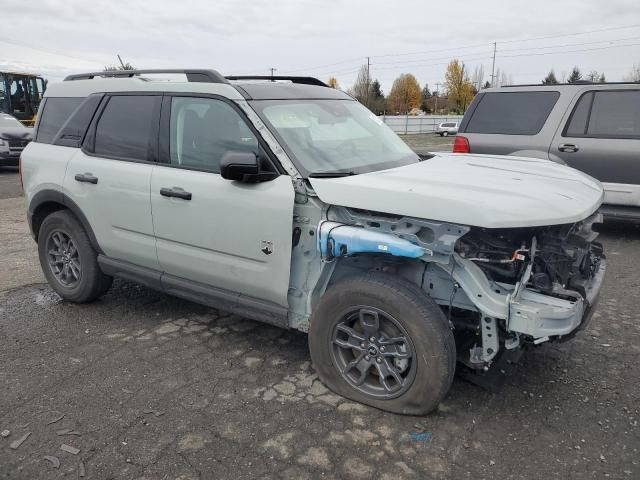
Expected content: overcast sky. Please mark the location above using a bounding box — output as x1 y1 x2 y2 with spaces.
1 0 639 93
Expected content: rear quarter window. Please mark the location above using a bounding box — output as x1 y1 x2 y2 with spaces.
463 91 560 135
36 97 84 144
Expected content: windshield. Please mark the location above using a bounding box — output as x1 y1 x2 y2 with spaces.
250 99 419 176
0 114 23 128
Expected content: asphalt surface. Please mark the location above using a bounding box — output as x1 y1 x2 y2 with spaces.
1 158 639 479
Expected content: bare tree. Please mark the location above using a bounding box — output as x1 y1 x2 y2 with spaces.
104 63 135 71
349 64 371 108
623 64 640 82
471 65 485 92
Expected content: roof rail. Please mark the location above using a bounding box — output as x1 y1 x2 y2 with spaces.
64 69 229 84
226 75 328 87
502 81 640 87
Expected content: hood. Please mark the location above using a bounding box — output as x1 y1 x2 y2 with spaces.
308 153 604 228
0 127 32 141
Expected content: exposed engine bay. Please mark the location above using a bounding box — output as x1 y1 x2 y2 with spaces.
456 213 604 302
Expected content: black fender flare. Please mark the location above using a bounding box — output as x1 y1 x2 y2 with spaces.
28 189 103 254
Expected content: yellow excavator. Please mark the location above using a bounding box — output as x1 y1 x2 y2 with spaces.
0 71 47 126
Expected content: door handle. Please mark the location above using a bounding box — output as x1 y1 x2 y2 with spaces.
160 187 192 200
558 143 579 153
74 173 98 184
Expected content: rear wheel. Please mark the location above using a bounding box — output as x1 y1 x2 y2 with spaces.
38 210 112 303
309 273 456 415
442 131 449 137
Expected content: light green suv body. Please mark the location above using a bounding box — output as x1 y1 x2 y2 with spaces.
21 70 606 414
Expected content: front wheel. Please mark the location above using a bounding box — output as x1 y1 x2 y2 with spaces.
442 131 449 137
309 273 456 415
38 210 112 303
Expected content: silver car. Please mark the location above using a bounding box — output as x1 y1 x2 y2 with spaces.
435 121 458 136
456 83 640 221
0 113 32 167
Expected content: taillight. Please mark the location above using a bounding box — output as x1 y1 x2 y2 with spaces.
452 136 470 153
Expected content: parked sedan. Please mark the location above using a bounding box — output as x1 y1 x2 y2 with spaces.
435 121 458 136
0 113 32 167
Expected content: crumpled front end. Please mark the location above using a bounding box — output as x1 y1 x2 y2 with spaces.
441 212 606 367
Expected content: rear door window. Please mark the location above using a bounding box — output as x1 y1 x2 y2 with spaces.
464 91 560 135
93 95 160 161
36 97 83 144
588 90 640 138
563 90 640 139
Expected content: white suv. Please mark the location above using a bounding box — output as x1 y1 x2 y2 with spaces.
21 69 606 415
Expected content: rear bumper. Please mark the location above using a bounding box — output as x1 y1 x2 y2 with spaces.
508 257 606 340
599 205 640 222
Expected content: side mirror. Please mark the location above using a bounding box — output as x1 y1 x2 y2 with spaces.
220 151 277 183
220 151 259 181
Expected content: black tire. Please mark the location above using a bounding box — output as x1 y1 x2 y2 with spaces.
309 273 456 415
38 210 112 303
442 131 449 137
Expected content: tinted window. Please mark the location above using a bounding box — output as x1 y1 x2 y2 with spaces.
53 95 103 148
36 97 83 144
465 91 560 135
587 90 640 138
169 97 258 173
94 95 159 161
564 92 593 137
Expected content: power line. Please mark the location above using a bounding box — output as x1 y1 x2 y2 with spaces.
498 35 640 53
310 23 640 75
279 56 365 74
0 38 104 66
498 23 640 44
498 41 640 59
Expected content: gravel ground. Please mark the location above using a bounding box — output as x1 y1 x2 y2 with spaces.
1 165 639 479
399 134 453 153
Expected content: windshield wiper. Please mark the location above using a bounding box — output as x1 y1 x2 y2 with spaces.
309 170 358 178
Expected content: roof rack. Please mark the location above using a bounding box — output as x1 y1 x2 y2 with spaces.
226 75 328 87
502 81 640 87
64 69 229 84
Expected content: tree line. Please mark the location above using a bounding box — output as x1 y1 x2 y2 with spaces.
332 61 640 115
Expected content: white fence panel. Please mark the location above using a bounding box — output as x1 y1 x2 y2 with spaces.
380 115 464 135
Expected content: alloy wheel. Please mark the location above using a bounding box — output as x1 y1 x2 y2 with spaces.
46 230 81 288
331 306 416 399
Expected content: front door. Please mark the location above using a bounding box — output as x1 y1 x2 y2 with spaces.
551 88 640 206
150 95 295 307
64 94 161 270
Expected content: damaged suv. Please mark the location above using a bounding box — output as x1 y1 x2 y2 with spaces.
21 70 606 415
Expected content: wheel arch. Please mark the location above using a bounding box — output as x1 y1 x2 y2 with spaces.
28 190 103 254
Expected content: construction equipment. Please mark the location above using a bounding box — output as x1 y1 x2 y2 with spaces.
0 71 46 126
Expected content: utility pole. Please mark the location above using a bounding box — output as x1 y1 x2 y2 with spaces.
490 42 497 87
269 67 277 80
434 82 441 114
117 54 126 69
366 56 371 109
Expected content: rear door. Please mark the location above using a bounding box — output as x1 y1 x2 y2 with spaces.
64 94 161 270
550 88 640 206
150 95 295 307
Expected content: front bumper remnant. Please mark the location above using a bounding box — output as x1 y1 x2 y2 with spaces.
508 258 606 340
